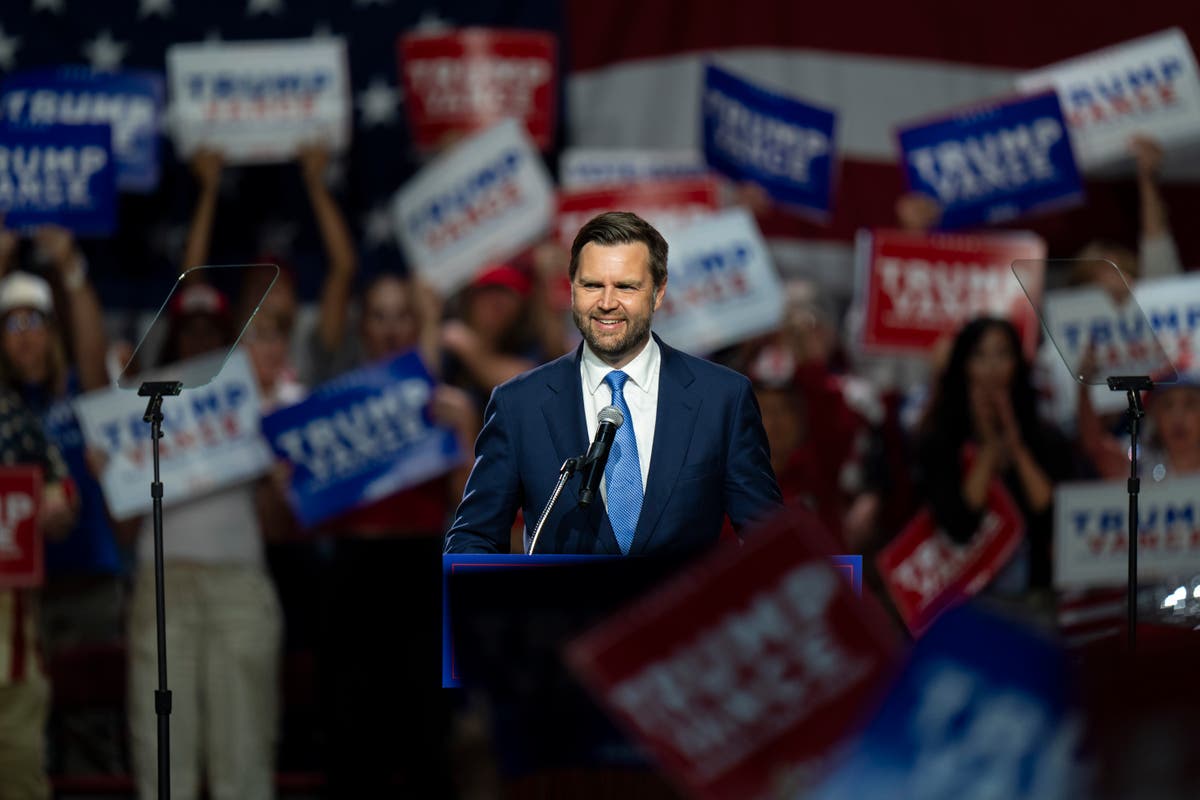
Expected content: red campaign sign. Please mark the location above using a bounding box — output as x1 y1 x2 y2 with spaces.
554 177 720 247
857 229 1046 357
0 466 44 590
876 481 1025 637
566 505 898 800
397 28 557 152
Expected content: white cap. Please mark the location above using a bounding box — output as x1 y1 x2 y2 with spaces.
0 272 54 315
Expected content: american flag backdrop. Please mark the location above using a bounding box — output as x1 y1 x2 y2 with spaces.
565 1 1200 298
0 0 1198 310
0 0 566 311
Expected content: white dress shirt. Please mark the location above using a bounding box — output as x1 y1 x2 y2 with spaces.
580 337 660 503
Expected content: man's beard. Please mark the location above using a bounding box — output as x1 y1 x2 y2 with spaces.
572 307 653 362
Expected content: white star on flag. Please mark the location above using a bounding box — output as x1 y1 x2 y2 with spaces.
150 223 189 262
31 0 66 15
139 0 173 18
357 76 402 128
246 0 285 16
363 205 395 249
0 26 20 71
82 30 127 71
413 9 453 32
258 221 299 256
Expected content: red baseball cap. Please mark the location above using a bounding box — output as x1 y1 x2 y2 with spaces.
169 282 230 319
470 264 532 297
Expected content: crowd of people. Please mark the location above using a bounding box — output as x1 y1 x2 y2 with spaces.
0 120 1194 799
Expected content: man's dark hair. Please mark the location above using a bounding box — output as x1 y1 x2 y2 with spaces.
568 211 668 289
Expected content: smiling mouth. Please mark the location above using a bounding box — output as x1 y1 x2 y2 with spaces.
592 317 626 330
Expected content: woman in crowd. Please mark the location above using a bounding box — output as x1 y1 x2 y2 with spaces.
0 380 76 800
299 143 479 795
914 317 1074 591
732 278 886 551
309 264 478 799
1077 360 1200 483
0 227 120 643
122 149 287 800
0 226 126 776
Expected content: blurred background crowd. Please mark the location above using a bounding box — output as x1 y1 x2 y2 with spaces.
0 1 1199 799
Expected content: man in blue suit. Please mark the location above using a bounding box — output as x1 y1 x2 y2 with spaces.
444 211 782 556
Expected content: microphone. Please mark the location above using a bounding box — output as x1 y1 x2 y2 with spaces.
578 405 624 507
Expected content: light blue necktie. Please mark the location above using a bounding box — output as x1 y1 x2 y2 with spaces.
603 370 643 555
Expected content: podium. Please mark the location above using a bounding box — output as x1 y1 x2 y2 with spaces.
442 552 865 777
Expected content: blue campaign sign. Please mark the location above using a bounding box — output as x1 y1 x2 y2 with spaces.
701 64 837 218
898 91 1084 230
260 350 463 528
41 397 123 576
0 123 117 236
1 67 165 193
810 604 1086 800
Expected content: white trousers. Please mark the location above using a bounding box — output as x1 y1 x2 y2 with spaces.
128 563 282 800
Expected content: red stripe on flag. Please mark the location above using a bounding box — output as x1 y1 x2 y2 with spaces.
567 1 1200 73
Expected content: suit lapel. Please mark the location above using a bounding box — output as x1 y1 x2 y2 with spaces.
539 345 620 554
540 347 588 469
630 337 698 555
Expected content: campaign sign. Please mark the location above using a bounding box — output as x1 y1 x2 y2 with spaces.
555 177 719 247
854 229 1045 356
559 148 710 190
398 27 557 152
652 208 784 356
809 605 1085 800
72 349 271 520
392 118 555 293
1017 28 1200 171
567 506 898 800
166 38 351 164
0 467 44 590
897 91 1083 229
1 67 165 192
0 123 116 235
1054 477 1200 590
876 481 1025 636
702 64 837 218
260 350 463 528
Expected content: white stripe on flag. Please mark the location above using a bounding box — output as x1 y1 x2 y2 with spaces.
568 47 1015 159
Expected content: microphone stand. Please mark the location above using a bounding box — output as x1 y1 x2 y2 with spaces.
528 457 581 555
139 379 182 799
1107 375 1151 655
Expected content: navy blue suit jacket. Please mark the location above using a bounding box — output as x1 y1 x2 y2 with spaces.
444 334 783 556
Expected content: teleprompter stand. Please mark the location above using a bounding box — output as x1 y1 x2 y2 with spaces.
117 263 280 799
139 380 182 800
1107 376 1153 654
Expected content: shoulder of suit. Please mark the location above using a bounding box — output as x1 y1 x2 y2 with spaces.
658 339 751 391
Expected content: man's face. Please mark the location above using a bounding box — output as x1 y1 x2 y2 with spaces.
571 242 664 368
